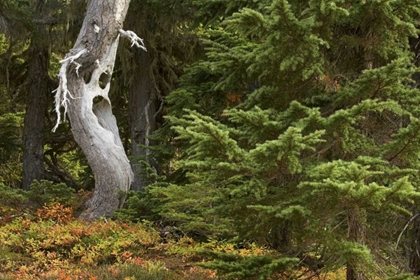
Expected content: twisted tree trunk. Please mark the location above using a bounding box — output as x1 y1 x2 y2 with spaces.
54 0 140 220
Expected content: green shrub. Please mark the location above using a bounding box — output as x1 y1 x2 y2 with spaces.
0 183 28 206
28 180 76 206
0 183 29 222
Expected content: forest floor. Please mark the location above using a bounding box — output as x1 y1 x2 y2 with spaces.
0 203 346 280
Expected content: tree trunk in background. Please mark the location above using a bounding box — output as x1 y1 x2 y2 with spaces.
54 0 134 220
346 207 367 280
344 30 372 280
410 211 420 275
129 49 156 191
21 2 50 191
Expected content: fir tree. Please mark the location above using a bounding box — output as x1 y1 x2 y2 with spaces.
152 0 420 279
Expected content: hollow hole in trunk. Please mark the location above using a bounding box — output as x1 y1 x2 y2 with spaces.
83 71 92 84
99 72 110 89
93 95 104 104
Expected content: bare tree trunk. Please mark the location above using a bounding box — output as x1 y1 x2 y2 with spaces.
346 207 367 280
129 49 156 191
22 48 48 191
22 46 48 190
54 0 135 220
21 2 50 190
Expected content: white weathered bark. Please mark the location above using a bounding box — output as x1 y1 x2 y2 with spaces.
52 0 142 220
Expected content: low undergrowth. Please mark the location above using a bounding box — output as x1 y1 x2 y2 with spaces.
0 181 355 279
0 202 352 279
0 202 217 280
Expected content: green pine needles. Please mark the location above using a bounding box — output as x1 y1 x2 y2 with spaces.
150 0 420 278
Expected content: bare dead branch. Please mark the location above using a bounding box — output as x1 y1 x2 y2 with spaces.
118 29 147 51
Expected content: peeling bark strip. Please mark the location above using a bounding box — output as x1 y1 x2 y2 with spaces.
52 0 145 220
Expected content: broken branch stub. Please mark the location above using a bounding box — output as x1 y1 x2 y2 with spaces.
119 29 147 51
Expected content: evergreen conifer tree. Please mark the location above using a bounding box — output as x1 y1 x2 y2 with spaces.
152 0 420 278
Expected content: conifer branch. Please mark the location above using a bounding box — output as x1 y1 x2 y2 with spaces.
387 123 420 162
